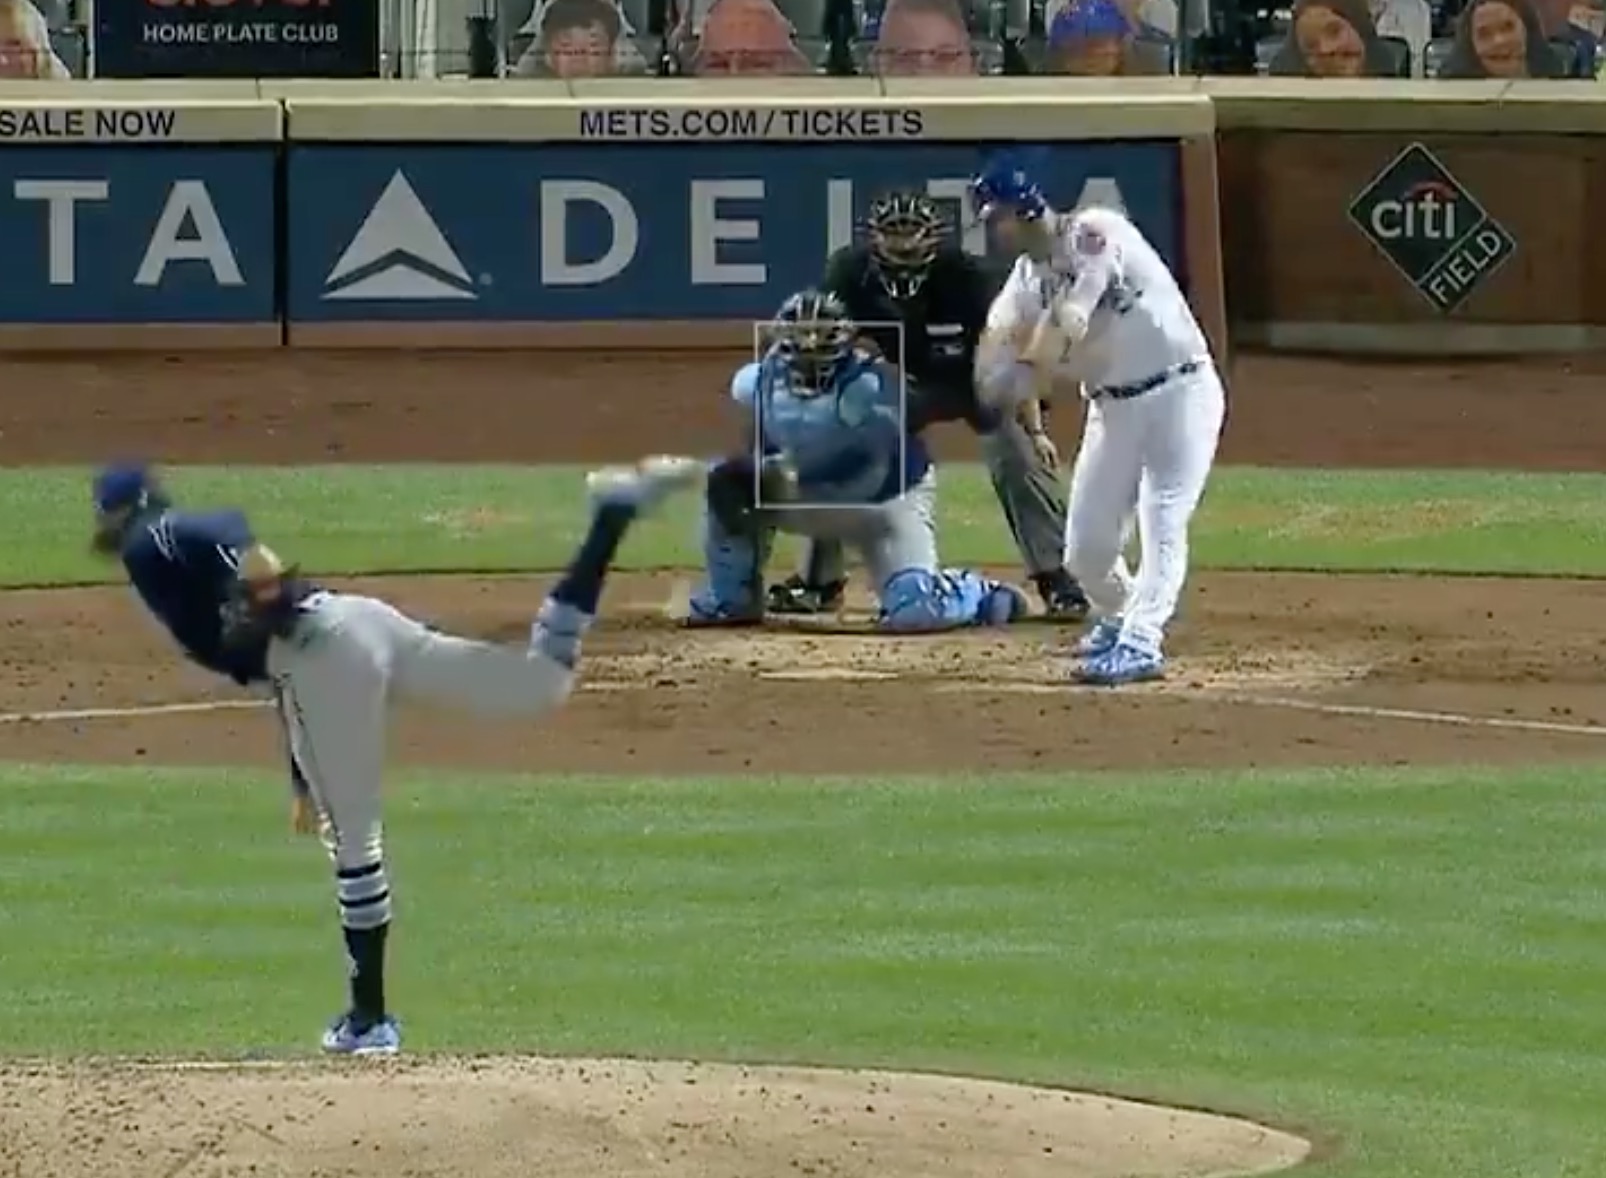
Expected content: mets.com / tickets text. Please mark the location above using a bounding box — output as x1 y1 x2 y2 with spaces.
578 107 925 140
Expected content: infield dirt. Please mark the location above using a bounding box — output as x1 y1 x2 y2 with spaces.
1 349 1602 773
0 348 1600 1178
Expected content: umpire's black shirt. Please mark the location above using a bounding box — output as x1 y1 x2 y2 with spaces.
821 244 1005 432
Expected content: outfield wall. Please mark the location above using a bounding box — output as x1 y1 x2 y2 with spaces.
0 77 1595 356
0 79 1223 354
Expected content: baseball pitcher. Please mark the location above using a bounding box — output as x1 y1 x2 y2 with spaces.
92 456 704 1054
970 155 1226 685
90 463 321 808
766 191 1089 621
685 288 1029 630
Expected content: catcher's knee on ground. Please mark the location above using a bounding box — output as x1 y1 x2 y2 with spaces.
877 569 1022 632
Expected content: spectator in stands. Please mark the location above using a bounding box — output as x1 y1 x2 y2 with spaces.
513 0 622 75
1527 0 1599 75
1043 0 1133 72
0 0 68 78
1269 0 1399 74
1047 0 1175 51
870 0 977 74
1441 0 1563 73
515 0 648 75
690 0 812 73
1368 0 1432 73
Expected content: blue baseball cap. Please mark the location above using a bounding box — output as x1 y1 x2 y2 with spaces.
91 461 158 515
1049 0 1128 45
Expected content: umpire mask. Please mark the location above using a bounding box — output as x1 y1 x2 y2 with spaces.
867 192 945 302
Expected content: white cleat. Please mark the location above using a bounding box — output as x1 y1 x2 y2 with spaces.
586 455 705 516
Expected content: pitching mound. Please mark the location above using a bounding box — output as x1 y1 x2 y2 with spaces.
1 1057 1310 1178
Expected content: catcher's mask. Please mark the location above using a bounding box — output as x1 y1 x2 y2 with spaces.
90 461 171 555
866 191 946 301
769 288 856 397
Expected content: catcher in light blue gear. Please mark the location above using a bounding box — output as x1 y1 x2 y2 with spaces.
686 289 1029 631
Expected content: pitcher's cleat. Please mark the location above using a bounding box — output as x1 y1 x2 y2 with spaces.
585 456 704 515
320 1012 401 1057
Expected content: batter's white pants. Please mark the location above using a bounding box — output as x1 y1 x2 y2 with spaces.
1062 364 1226 655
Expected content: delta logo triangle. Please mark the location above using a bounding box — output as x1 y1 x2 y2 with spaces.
322 171 477 301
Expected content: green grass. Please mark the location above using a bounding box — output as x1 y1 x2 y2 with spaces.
1 763 1604 1178
11 460 1604 1175
20 463 1606 587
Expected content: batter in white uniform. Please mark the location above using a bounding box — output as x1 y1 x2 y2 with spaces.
969 156 1226 685
218 455 703 1054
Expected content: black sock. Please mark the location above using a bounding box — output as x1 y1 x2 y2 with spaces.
343 922 389 1026
549 503 633 616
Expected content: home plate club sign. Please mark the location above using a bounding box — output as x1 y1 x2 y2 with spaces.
94 0 380 78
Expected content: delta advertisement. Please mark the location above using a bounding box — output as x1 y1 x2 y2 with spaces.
0 146 277 324
93 0 379 79
0 135 1182 330
285 142 1181 323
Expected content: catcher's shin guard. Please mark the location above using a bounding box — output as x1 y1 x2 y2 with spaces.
688 502 772 625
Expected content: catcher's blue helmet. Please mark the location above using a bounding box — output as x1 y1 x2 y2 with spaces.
970 153 1049 222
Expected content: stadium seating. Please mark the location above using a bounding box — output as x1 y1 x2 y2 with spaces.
16 0 1601 79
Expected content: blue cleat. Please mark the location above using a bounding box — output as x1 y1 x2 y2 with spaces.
320 1012 401 1057
1074 640 1165 686
1073 616 1123 659
684 594 764 629
978 583 1030 626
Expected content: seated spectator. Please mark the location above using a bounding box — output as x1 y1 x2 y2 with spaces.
1368 0 1432 73
1044 0 1175 69
689 0 812 73
870 0 978 74
0 0 68 78
514 0 648 76
1043 0 1133 72
513 0 622 75
1528 0 1599 74
1440 0 1564 74
1268 0 1400 75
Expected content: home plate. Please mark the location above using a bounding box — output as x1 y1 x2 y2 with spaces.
760 669 900 682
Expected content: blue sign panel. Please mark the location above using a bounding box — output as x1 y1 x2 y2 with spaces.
0 146 276 325
286 142 1180 323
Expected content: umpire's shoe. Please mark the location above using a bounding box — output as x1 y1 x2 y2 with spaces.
766 574 847 615
1033 569 1091 622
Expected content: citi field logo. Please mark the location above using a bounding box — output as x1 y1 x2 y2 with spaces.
322 170 477 302
1348 144 1516 315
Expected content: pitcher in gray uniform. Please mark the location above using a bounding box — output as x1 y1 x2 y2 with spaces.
215 455 703 1056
